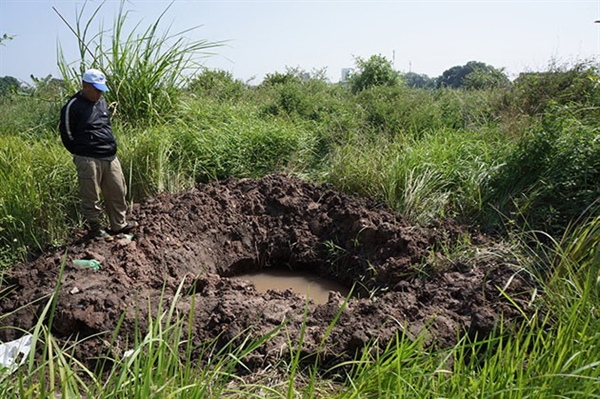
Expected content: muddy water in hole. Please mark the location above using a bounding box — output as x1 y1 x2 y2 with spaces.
233 269 350 305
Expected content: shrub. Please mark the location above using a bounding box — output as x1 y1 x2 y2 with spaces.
402 72 436 89
354 86 443 136
352 85 504 137
261 71 303 87
510 61 600 116
258 70 345 123
486 111 600 235
0 76 20 96
187 69 246 101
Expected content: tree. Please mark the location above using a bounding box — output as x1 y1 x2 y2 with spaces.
0 76 20 96
349 54 400 93
437 61 508 89
463 65 510 90
30 74 65 98
403 72 435 89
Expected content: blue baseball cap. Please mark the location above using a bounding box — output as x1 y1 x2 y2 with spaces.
82 69 109 92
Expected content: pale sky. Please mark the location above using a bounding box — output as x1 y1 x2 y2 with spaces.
1 0 599 85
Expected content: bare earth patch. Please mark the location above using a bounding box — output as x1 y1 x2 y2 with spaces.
0 174 534 372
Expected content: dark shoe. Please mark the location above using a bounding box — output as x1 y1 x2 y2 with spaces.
89 227 112 239
109 221 138 235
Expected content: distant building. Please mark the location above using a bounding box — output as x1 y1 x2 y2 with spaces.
340 68 353 82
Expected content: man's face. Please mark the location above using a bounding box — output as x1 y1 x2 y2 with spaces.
82 82 103 102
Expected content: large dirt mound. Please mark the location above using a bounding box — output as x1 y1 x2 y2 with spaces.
0 174 534 370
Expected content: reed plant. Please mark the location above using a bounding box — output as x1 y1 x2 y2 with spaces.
56 0 222 125
118 123 195 199
544 214 600 316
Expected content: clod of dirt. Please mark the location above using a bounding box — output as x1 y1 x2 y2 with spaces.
0 174 534 370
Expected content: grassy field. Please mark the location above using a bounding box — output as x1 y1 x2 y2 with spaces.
1 66 599 398
1 6 599 397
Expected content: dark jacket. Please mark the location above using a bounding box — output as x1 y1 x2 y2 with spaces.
59 92 117 158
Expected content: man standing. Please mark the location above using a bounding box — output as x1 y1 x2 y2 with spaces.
59 69 137 239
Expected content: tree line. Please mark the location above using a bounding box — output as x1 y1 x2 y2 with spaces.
0 55 515 97
349 55 510 91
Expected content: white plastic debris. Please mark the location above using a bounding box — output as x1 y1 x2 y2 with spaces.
0 334 32 375
123 349 135 358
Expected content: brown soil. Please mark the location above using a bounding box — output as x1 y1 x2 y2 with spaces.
0 174 534 372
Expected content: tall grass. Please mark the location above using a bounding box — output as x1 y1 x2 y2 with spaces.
3 68 597 262
0 136 77 267
56 0 222 125
544 214 600 316
168 98 318 181
0 94 61 138
339 85 506 141
487 110 600 236
327 127 510 225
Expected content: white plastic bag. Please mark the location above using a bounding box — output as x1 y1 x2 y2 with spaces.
0 334 32 375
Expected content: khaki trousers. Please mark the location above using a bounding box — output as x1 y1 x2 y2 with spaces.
73 155 128 232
